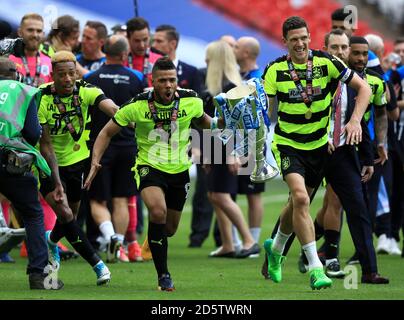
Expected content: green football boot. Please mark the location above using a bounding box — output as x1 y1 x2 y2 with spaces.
263 238 285 283
309 267 333 290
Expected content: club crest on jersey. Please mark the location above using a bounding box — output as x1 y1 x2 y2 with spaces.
312 66 323 79
282 156 290 170
139 167 149 177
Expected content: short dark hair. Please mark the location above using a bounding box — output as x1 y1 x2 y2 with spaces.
394 37 404 46
0 57 17 79
324 28 348 47
152 56 176 74
350 36 368 46
155 24 180 45
48 15 79 42
282 16 308 38
331 8 350 21
104 35 128 57
126 17 149 37
85 21 107 40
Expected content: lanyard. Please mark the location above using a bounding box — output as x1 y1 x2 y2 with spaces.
128 47 150 76
51 84 84 142
21 52 41 87
147 90 180 141
287 50 313 118
332 82 343 114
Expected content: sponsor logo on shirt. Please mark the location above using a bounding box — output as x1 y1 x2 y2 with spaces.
99 73 130 85
288 86 322 99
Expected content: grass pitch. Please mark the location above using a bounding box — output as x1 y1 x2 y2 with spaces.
0 177 403 300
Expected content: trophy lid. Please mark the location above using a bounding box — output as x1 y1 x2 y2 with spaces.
226 84 256 100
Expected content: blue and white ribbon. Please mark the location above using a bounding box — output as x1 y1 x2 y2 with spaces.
219 99 246 144
247 78 271 128
213 78 270 151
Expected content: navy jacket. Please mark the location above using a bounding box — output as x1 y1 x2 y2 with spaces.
84 64 145 147
177 60 203 95
345 85 374 167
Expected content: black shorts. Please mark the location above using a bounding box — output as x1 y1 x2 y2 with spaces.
206 164 238 194
274 144 328 189
137 165 190 212
88 145 137 201
238 174 265 194
40 159 86 203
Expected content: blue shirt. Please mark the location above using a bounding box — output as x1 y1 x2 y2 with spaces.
367 50 379 68
177 60 203 95
76 54 106 72
241 68 262 81
384 65 404 82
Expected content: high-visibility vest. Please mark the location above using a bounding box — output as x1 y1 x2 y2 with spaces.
0 80 51 176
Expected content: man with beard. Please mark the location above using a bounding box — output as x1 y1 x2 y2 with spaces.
302 31 389 283
9 13 52 87
84 57 225 291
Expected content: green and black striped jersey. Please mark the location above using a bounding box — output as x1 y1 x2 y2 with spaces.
262 50 353 150
39 80 106 166
363 68 387 123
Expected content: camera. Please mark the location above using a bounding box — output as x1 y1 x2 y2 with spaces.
0 38 24 57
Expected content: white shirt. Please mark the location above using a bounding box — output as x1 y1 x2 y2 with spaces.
329 82 348 147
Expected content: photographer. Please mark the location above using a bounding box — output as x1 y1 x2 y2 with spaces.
0 57 63 289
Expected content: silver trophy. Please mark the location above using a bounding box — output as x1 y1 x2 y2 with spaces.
214 80 278 183
0 38 24 57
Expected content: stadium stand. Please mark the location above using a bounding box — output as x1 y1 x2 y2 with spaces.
196 0 394 52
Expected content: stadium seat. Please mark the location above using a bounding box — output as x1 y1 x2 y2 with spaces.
197 0 394 52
